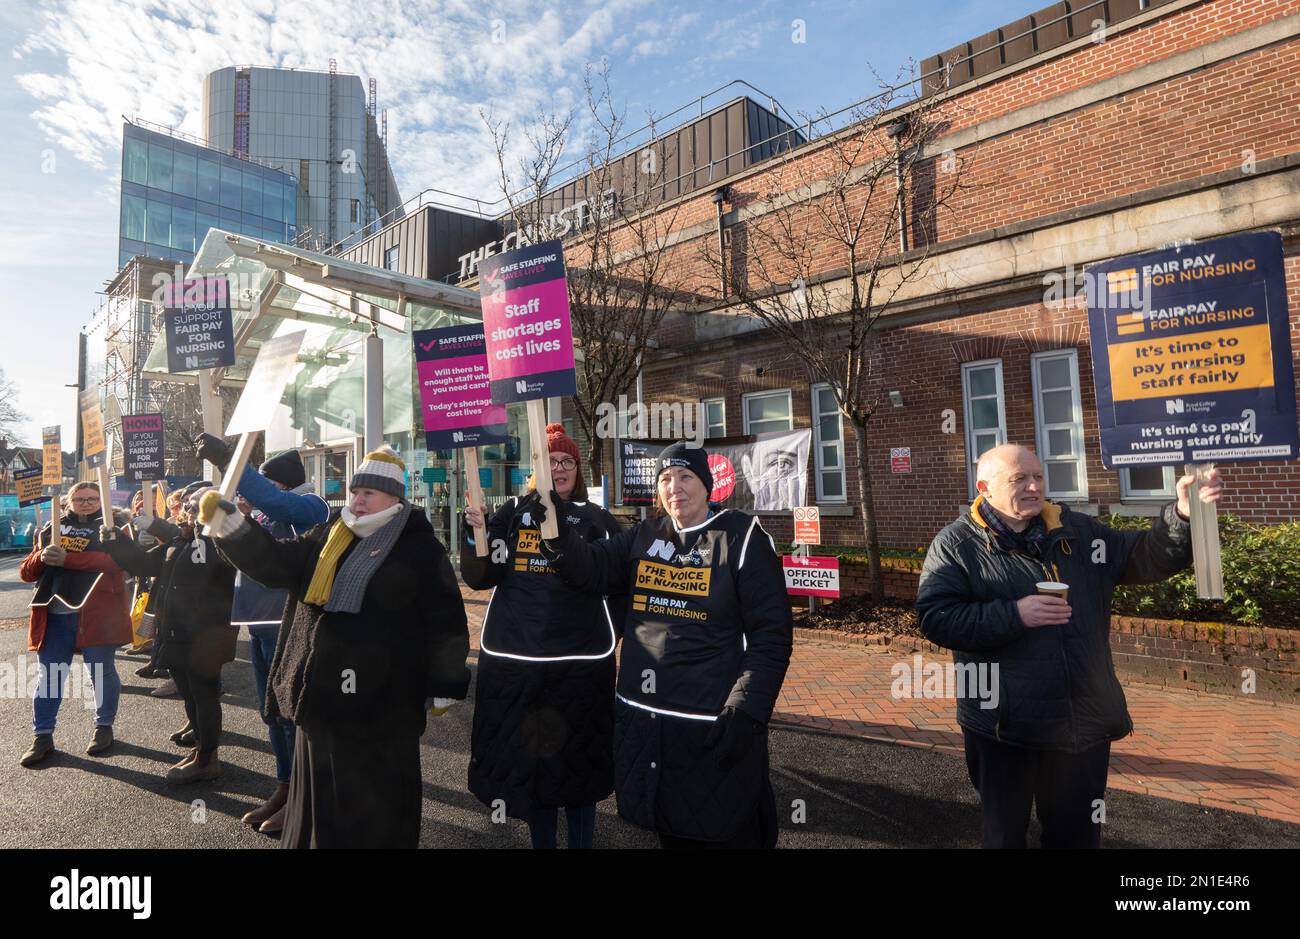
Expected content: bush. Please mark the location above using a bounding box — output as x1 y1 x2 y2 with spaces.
1103 513 1300 629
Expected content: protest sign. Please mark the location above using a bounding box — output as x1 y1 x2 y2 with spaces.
79 385 106 468
15 468 43 507
783 555 840 598
41 426 61 487
122 413 165 482
162 276 236 373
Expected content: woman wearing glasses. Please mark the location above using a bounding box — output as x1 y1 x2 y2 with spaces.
18 483 132 767
461 423 623 848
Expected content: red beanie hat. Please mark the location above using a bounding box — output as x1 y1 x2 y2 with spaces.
546 423 580 463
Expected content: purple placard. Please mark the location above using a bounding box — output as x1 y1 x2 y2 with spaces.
413 324 508 450
478 239 577 403
121 412 166 482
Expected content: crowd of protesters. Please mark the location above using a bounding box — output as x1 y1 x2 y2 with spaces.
12 431 1219 850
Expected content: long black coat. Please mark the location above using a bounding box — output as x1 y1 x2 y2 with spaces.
214 507 471 739
461 496 622 817
104 529 236 676
916 498 1192 752
546 509 793 843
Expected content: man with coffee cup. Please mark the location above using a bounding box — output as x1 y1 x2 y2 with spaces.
916 444 1223 848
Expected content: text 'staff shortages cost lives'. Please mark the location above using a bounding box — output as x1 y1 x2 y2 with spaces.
121 413 165 482
478 239 577 404
413 324 508 450
1086 231 1298 467
162 276 236 374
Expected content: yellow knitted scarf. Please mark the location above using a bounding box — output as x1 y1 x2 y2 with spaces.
304 518 355 606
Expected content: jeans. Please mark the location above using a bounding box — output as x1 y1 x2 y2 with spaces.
33 612 121 735
249 625 295 783
962 728 1111 849
527 804 597 849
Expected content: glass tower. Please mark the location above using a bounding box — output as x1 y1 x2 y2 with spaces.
118 121 297 271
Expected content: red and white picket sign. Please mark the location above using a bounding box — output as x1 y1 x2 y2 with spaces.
782 555 840 598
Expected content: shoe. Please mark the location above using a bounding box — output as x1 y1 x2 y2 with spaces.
242 784 289 827
134 663 159 678
259 804 287 835
170 725 196 747
124 641 154 656
165 757 221 784
20 734 55 767
86 726 114 756
150 678 179 698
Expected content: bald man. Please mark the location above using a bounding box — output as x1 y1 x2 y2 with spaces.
916 445 1223 848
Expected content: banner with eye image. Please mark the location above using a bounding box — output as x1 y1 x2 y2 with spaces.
618 429 811 511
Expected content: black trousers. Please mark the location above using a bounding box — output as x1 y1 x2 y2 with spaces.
962 728 1111 849
171 668 222 756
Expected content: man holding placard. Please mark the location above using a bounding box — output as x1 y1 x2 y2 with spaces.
916 444 1224 848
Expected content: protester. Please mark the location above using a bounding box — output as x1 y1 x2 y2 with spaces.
102 484 237 783
202 445 472 848
134 489 188 691
18 482 131 767
461 423 622 849
195 433 329 835
915 444 1224 849
537 441 792 848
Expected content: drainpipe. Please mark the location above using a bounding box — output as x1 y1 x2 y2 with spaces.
711 187 729 298
885 119 908 253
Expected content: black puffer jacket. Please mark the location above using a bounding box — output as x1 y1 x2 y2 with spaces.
214 507 471 738
916 498 1192 752
461 495 622 817
104 527 236 676
546 509 792 843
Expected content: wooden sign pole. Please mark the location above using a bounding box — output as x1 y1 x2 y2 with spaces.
47 496 59 548
526 398 558 539
141 479 155 522
462 446 488 557
202 432 259 537
197 369 223 486
96 440 113 531
1186 462 1224 600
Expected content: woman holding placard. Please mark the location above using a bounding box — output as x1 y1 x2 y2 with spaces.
18 482 132 767
536 442 793 849
461 423 623 849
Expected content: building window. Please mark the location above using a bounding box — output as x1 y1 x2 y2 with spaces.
1121 466 1177 500
743 390 792 436
702 397 725 438
961 359 1007 499
383 245 400 271
1031 349 1087 501
811 383 846 502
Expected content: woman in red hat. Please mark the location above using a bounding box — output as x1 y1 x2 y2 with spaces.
461 423 623 848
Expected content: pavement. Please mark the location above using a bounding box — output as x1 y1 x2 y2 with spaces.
0 559 1296 848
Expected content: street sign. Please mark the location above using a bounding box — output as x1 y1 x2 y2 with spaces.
793 506 821 545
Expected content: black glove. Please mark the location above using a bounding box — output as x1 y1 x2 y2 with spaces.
98 525 118 542
703 706 764 771
193 432 233 472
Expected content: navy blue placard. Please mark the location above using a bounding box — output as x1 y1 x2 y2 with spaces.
1085 231 1297 468
163 278 236 373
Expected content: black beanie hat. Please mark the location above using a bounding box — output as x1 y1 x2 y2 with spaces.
261 449 306 489
657 442 713 497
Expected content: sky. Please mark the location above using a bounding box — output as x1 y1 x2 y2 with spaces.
1 0 1036 446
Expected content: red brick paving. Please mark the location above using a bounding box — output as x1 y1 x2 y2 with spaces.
460 586 1300 826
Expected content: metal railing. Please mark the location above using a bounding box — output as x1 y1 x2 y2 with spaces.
125 116 293 177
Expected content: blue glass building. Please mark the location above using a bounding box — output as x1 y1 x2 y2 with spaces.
117 120 297 270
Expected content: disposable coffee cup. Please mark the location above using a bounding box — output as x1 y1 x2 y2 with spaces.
1036 581 1069 601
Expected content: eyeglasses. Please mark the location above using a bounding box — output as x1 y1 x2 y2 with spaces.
549 458 576 471
70 496 100 505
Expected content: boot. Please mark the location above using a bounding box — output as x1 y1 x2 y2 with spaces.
86 726 114 756
20 734 55 767
170 724 197 747
259 804 287 836
166 749 221 784
242 783 289 827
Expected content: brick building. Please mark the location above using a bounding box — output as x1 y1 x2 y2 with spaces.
614 0 1300 549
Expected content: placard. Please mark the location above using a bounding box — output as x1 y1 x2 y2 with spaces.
1086 232 1298 467
618 438 673 506
891 447 912 474
162 276 236 373
225 331 307 435
121 413 165 482
413 324 508 449
478 240 577 403
15 468 44 507
41 426 61 486
79 385 105 467
783 555 840 598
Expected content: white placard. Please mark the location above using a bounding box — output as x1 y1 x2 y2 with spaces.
225 331 307 436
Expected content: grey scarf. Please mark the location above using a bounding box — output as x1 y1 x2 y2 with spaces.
324 503 413 614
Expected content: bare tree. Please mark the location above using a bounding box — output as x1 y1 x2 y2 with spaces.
0 368 28 446
698 79 974 598
482 64 698 482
